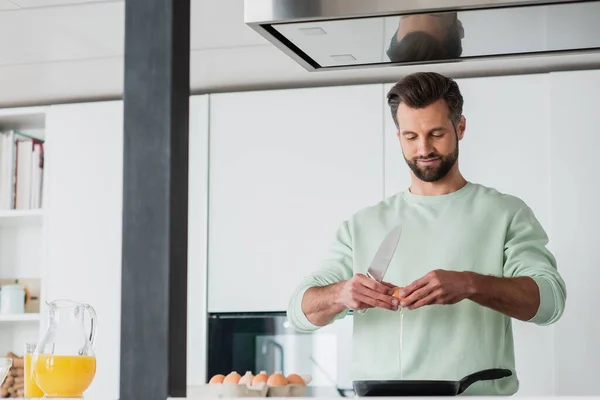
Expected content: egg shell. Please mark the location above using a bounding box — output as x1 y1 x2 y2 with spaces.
239 371 255 386
252 372 269 387
267 372 288 387
299 374 313 385
208 374 225 384
223 371 242 384
392 286 406 301
286 373 305 385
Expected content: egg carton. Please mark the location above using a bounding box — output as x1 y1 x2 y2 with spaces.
197 375 313 398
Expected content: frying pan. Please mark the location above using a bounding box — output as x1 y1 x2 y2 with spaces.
353 368 513 397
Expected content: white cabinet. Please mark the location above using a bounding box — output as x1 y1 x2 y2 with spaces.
550 70 600 396
384 74 555 396
44 101 123 400
187 95 209 385
207 85 385 312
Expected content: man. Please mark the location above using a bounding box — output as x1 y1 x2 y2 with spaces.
287 72 566 395
387 13 464 63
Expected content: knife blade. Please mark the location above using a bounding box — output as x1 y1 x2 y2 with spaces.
366 224 402 282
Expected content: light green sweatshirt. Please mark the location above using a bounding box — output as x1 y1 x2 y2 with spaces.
287 182 566 396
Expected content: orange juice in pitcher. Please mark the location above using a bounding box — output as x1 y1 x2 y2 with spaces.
33 299 98 398
24 344 44 398
34 355 96 398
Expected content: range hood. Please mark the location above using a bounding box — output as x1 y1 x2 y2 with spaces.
244 0 600 73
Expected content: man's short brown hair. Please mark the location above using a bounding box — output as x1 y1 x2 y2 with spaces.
387 72 464 128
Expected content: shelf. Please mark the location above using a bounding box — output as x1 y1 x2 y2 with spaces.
0 107 46 133
0 209 43 227
0 313 40 322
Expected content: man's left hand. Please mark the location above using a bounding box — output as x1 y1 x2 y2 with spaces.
399 269 475 310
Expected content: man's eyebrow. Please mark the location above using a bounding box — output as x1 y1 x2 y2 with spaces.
400 127 447 135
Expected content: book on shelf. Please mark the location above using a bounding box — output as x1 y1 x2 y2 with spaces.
0 130 44 211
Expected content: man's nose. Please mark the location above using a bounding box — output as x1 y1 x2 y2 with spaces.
417 138 434 156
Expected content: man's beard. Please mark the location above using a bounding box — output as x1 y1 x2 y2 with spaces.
404 144 459 183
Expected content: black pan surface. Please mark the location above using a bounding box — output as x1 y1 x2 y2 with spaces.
353 368 512 397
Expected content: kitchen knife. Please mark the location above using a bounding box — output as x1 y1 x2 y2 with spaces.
357 224 402 315
366 224 402 282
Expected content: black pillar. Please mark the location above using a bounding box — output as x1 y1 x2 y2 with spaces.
120 0 191 399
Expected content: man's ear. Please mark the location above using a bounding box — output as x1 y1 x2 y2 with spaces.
456 116 466 140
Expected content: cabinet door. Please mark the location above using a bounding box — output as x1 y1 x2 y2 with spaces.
550 70 600 395
384 75 555 395
43 101 123 400
187 95 209 385
208 85 384 312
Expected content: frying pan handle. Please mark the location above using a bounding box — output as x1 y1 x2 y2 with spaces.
457 368 513 394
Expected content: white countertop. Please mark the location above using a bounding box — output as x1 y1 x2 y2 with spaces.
177 386 600 400
176 397 600 400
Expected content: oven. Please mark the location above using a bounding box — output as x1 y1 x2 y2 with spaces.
206 312 355 397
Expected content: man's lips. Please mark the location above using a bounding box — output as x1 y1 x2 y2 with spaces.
416 158 440 165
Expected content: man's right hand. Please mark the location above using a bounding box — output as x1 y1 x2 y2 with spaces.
300 273 400 327
337 273 399 312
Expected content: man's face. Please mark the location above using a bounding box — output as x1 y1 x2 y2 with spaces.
396 99 465 183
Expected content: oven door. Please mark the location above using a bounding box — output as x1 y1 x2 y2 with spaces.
207 312 354 396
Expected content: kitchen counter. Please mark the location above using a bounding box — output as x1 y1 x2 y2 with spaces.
178 396 600 400
181 386 600 400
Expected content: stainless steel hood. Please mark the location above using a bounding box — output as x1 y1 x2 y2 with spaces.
244 0 600 73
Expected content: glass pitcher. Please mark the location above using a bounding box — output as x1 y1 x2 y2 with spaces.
32 299 98 398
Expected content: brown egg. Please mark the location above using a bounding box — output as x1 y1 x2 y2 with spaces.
252 371 269 386
239 371 255 385
267 372 288 387
392 286 406 302
208 374 225 384
223 371 241 384
286 373 305 385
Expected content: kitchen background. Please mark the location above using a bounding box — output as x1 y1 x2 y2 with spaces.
0 1 598 400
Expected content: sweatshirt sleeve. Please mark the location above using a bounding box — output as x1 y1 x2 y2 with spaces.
503 206 567 326
286 221 354 332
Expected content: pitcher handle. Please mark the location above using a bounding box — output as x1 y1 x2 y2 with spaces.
83 304 98 347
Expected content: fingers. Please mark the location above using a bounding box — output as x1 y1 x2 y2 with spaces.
405 291 440 310
353 292 398 311
400 284 432 308
380 281 397 290
356 273 394 295
354 284 399 310
350 274 398 311
401 274 431 298
343 292 373 311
